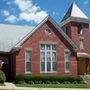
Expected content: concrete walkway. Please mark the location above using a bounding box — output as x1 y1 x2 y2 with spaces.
0 82 90 90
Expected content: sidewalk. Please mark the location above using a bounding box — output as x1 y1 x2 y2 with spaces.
0 82 15 90
0 82 90 90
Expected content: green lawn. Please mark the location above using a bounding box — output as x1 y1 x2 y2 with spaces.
0 83 4 86
16 84 90 88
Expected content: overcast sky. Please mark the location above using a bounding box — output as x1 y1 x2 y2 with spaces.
0 0 90 26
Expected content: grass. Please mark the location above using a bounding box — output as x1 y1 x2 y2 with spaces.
16 83 90 88
0 83 4 86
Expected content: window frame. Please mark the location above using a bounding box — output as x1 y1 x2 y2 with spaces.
78 24 83 35
40 44 57 73
64 49 71 73
80 39 84 50
25 48 32 74
45 28 52 35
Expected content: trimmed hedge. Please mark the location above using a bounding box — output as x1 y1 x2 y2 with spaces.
15 74 25 84
0 70 6 83
15 74 84 84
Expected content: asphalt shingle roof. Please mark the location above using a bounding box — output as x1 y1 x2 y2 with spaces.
0 24 33 52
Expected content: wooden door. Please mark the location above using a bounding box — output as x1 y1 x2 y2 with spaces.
78 60 86 75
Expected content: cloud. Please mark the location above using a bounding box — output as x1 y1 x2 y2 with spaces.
19 11 47 23
83 0 89 4
14 0 33 12
14 0 48 23
2 10 10 17
2 0 48 24
5 15 17 23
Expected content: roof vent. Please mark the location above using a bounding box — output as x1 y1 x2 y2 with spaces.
45 28 52 35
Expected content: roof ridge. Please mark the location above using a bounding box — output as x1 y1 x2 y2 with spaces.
14 16 49 47
49 16 78 51
14 15 78 52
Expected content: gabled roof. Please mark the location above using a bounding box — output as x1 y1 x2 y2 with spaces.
61 2 88 22
0 16 78 53
15 16 78 52
0 24 33 52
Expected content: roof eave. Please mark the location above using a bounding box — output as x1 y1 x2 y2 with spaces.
15 15 78 52
60 17 90 27
10 46 21 53
15 16 49 47
48 17 79 52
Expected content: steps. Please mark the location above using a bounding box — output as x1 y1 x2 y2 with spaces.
80 75 90 84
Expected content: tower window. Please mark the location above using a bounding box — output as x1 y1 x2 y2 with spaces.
78 24 83 35
80 39 84 49
63 26 71 38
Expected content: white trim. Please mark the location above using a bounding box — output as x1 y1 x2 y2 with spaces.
45 44 47 72
14 16 78 52
60 17 90 27
40 44 57 73
40 71 57 73
25 48 32 74
51 45 53 72
45 28 52 35
49 17 79 51
15 16 49 47
64 49 71 73
80 39 84 50
40 41 57 44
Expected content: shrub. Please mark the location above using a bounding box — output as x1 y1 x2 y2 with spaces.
76 77 84 83
15 74 25 84
24 75 77 84
0 70 6 83
15 74 84 84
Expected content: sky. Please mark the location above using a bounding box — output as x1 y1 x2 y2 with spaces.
0 0 90 26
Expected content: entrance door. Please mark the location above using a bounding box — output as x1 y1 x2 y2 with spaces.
86 59 90 74
78 59 90 75
0 55 12 81
78 60 86 75
2 62 8 80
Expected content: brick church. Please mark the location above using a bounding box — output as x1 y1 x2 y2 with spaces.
0 2 90 81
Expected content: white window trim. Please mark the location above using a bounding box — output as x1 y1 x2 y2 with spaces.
45 28 52 35
64 49 71 73
25 48 32 74
40 44 57 73
80 39 84 50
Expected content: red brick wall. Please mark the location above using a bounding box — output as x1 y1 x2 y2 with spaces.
70 22 90 53
70 22 80 47
15 20 78 76
82 24 90 54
